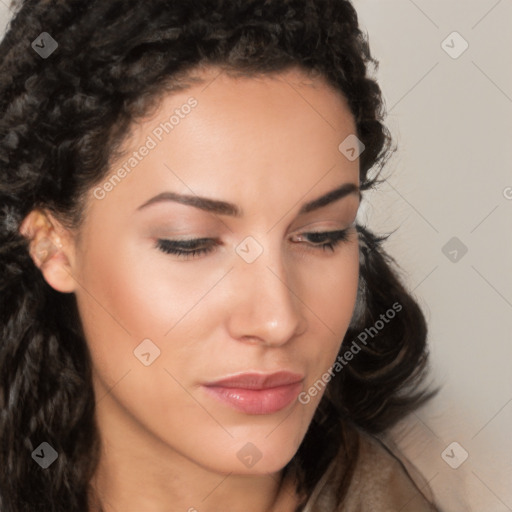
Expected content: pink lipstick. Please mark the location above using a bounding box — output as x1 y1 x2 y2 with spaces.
202 371 304 415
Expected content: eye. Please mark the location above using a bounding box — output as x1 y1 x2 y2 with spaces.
155 237 215 260
292 228 351 253
155 228 353 260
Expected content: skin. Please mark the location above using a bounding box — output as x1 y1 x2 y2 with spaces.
19 65 362 512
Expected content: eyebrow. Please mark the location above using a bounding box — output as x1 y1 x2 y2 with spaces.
136 182 360 217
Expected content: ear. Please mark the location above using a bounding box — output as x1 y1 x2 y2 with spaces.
18 208 77 293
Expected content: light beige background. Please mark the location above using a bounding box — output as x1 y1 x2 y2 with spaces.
1 1 511 511
354 1 512 511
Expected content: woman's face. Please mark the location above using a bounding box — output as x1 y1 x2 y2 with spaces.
36 66 361 477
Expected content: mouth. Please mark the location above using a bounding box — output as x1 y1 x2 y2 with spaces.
201 371 304 415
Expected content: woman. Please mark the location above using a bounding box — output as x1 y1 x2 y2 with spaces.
0 1 441 510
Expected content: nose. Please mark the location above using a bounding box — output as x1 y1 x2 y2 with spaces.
225 248 308 347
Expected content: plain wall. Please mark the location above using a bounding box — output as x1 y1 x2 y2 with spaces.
1 2 511 510
354 1 512 511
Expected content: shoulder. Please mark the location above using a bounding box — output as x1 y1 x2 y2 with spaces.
340 429 438 512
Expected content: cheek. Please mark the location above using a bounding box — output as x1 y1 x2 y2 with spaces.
302 241 360 335
75 232 207 339
73 231 229 387
72 234 173 389
73 236 214 433
296 242 360 380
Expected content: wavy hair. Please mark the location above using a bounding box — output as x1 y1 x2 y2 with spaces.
0 1 437 510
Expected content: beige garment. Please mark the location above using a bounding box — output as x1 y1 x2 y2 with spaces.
341 431 439 511
298 429 441 512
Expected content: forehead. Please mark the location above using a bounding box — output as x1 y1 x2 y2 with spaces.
124 63 356 148
83 65 360 228
181 64 355 129
120 64 358 169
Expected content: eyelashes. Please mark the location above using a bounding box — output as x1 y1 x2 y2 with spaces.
155 229 352 260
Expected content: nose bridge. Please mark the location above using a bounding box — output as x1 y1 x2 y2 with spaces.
227 236 306 345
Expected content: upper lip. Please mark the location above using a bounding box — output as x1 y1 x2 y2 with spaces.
203 371 304 390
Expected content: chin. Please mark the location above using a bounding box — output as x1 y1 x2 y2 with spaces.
226 428 304 475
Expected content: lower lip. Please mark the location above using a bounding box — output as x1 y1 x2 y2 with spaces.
202 381 303 415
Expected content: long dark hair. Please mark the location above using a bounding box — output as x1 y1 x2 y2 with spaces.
0 1 437 510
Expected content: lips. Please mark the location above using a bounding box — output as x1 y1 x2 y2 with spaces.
203 371 304 390
202 371 304 415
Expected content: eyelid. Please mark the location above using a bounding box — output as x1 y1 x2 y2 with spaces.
153 221 356 246
291 215 357 232
154 226 354 260
155 225 352 245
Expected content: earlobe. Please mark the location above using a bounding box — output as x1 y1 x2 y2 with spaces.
19 209 78 294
